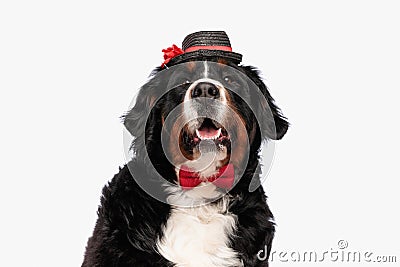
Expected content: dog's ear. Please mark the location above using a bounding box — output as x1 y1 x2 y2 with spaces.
123 68 164 146
241 66 289 140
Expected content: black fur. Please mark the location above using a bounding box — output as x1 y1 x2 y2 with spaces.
82 58 288 266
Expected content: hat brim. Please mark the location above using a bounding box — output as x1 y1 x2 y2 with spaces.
167 49 242 67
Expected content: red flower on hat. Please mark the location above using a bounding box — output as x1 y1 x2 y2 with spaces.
161 44 184 67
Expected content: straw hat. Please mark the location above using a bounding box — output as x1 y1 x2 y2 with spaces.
162 31 242 68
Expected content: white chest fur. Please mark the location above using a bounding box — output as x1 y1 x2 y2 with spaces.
156 197 243 267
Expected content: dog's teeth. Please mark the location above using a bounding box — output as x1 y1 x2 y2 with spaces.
195 128 222 140
216 128 222 138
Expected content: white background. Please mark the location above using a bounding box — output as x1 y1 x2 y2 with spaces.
1 1 399 266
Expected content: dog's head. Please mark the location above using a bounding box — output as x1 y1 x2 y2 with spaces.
123 32 288 201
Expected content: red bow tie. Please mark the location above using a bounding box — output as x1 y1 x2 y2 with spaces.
178 164 235 190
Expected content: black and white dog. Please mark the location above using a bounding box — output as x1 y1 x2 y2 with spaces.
82 31 288 267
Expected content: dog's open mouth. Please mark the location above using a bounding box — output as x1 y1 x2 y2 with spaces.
181 118 231 154
193 118 229 142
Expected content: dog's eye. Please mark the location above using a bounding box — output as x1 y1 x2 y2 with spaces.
223 76 235 84
179 78 191 85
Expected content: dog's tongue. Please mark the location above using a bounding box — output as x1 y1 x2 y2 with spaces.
197 127 220 139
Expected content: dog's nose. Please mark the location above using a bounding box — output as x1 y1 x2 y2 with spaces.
191 82 220 99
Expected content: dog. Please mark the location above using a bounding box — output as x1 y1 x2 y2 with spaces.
82 31 288 267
